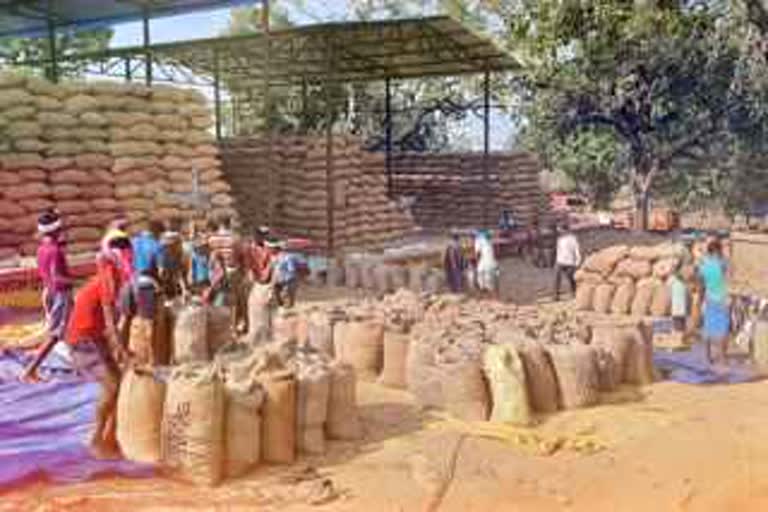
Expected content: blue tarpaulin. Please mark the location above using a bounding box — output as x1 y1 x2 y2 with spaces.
0 347 155 491
653 342 762 385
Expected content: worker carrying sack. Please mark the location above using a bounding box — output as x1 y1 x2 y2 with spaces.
162 363 225 486
117 368 166 464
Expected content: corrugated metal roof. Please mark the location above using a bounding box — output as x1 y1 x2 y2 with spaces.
0 0 256 37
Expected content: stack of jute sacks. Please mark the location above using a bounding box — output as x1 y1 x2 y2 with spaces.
115 300 363 486
573 242 691 317
218 136 274 229
339 256 446 296
0 73 235 263
388 152 543 230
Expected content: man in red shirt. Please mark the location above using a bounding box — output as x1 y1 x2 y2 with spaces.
247 226 273 284
21 210 74 382
67 233 132 458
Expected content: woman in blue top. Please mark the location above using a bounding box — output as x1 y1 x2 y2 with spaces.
698 238 730 365
188 238 212 294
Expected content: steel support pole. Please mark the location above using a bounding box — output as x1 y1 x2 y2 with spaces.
46 19 58 82
385 77 393 195
213 49 222 140
261 0 270 33
142 8 152 86
324 37 336 255
124 56 132 82
483 69 491 227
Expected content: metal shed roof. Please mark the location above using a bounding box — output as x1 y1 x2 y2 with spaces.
0 0 256 38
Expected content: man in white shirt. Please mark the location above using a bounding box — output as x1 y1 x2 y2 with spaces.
554 223 581 301
474 230 499 296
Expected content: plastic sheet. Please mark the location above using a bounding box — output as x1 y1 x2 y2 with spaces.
0 348 155 490
653 343 762 385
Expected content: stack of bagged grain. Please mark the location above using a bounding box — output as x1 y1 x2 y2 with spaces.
218 137 274 231
574 242 688 317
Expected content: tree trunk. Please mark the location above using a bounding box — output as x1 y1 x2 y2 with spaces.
632 158 658 231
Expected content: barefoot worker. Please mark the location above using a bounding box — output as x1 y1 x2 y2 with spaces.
21 210 74 382
698 237 730 366
67 231 132 458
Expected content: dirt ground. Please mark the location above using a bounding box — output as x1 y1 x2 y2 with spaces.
5 375 768 512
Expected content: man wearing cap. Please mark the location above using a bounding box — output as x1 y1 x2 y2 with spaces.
21 210 74 382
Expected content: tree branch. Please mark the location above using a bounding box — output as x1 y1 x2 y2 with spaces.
744 0 768 35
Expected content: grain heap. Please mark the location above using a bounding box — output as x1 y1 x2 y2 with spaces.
0 74 235 262
574 242 690 317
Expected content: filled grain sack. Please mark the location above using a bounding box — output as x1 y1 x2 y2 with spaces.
326 260 345 287
615 258 652 280
484 344 532 425
406 339 443 408
360 263 376 291
582 245 629 276
650 283 672 317
377 331 410 389
437 358 489 422
296 366 331 454
629 245 660 261
595 348 620 392
610 281 636 315
389 265 408 290
306 310 335 357
207 306 232 356
335 319 384 381
623 325 655 385
408 264 428 293
424 271 446 295
259 370 297 464
373 264 394 295
272 309 305 345
222 374 264 478
590 325 632 385
173 303 208 363
344 261 361 288
653 257 679 280
574 283 596 312
325 362 363 440
593 284 616 314
516 340 559 414
162 364 225 485
547 344 600 409
246 283 272 345
117 369 166 464
630 278 657 316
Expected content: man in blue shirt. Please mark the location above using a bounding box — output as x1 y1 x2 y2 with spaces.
132 220 163 275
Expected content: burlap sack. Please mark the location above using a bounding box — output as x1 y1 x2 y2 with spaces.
408 264 427 293
516 340 559 414
326 363 363 440
222 374 264 478
173 303 209 363
389 265 408 290
117 369 166 464
650 284 671 317
424 271 446 294
344 261 361 288
207 307 233 356
360 263 376 291
296 366 331 454
335 319 384 381
128 317 155 367
622 325 654 385
306 310 334 357
373 264 394 295
162 364 224 485
377 331 410 389
615 258 652 280
590 325 632 386
593 284 616 314
326 261 345 287
583 245 629 276
246 283 273 345
438 359 489 421
484 344 532 425
547 344 600 409
610 282 636 315
629 245 660 261
574 283 596 312
630 279 657 316
259 371 297 464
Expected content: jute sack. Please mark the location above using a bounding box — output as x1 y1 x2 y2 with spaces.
117 369 166 464
653 258 679 280
615 258 652 280
259 371 297 464
408 264 427 293
246 283 273 345
128 317 154 366
610 282 636 316
630 279 657 316
335 319 384 381
590 325 631 386
547 344 600 409
516 340 559 414
222 373 264 479
307 310 334 357
424 271 446 295
438 359 489 421
326 363 363 440
207 306 233 356
296 366 331 454
326 260 345 287
593 284 616 314
162 364 224 485
405 339 443 408
484 344 532 425
373 265 394 295
344 261 361 288
574 283 596 312
173 303 209 363
650 284 671 317
623 325 654 385
360 263 377 291
377 331 410 389
582 245 629 276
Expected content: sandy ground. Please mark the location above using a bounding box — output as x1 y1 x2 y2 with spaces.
5 376 768 512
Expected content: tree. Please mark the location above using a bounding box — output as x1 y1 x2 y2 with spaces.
0 28 113 78
494 1 745 228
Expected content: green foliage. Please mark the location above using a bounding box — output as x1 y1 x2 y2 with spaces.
0 28 113 78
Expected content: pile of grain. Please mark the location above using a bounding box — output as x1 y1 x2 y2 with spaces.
0 74 235 261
